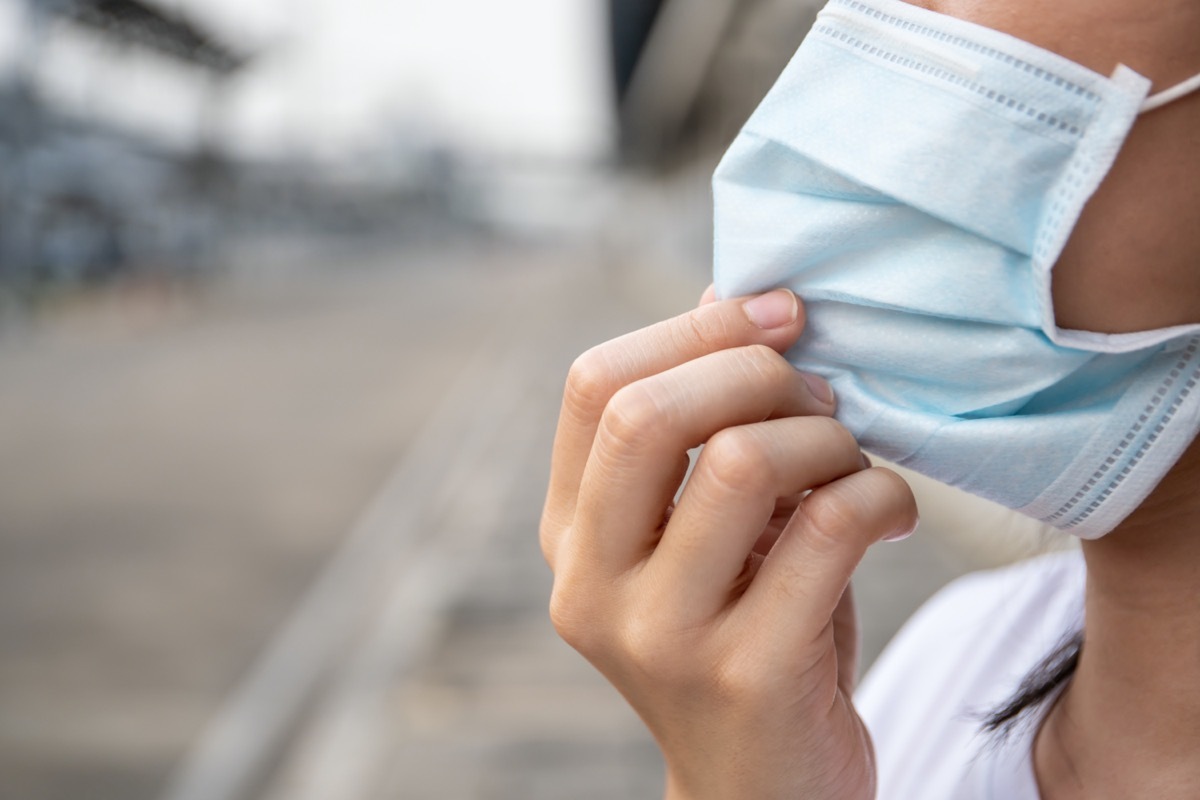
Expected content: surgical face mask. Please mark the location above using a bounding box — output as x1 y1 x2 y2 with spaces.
713 0 1200 539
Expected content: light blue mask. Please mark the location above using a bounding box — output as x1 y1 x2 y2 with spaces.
713 0 1200 538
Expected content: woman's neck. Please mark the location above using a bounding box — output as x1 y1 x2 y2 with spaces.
1034 437 1200 800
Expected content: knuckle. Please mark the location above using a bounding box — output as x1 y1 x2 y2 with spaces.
810 415 858 452
741 343 788 378
549 582 597 653
619 617 673 678
711 650 772 705
733 344 795 393
538 519 554 564
700 428 772 493
538 512 563 568
564 347 616 420
873 466 918 505
681 308 734 352
799 488 864 551
619 616 708 690
598 383 666 453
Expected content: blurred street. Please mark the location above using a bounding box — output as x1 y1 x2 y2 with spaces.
0 239 990 800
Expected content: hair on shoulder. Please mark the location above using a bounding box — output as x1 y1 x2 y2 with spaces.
981 629 1082 736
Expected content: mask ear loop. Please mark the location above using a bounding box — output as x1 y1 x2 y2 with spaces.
1140 71 1200 113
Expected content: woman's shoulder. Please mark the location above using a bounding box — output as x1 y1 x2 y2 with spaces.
856 548 1085 799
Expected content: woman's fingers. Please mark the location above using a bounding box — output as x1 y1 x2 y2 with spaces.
739 466 918 659
541 289 806 566
569 347 836 576
637 416 862 623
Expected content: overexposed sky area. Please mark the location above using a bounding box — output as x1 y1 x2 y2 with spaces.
0 0 615 162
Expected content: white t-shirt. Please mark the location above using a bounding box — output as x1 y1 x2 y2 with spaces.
855 550 1086 800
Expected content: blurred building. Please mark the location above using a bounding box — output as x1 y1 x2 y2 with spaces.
598 0 822 283
610 0 821 171
0 0 248 291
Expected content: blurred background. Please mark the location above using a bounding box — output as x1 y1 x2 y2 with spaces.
0 1 1067 798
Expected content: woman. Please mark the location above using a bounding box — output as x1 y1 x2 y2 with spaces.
540 0 1200 797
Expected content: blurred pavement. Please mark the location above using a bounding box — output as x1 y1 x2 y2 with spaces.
0 239 1044 800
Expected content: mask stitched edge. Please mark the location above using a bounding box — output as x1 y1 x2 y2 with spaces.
828 0 1104 101
1045 336 1200 530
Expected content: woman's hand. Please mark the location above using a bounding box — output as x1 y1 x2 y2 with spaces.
540 289 918 800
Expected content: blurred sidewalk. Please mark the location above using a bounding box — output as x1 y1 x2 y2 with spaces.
0 238 1056 800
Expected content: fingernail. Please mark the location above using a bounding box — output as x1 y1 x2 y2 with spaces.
883 518 919 543
801 372 835 406
743 289 798 329
860 451 872 470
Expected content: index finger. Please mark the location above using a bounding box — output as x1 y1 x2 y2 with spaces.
737 467 919 659
541 289 807 564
